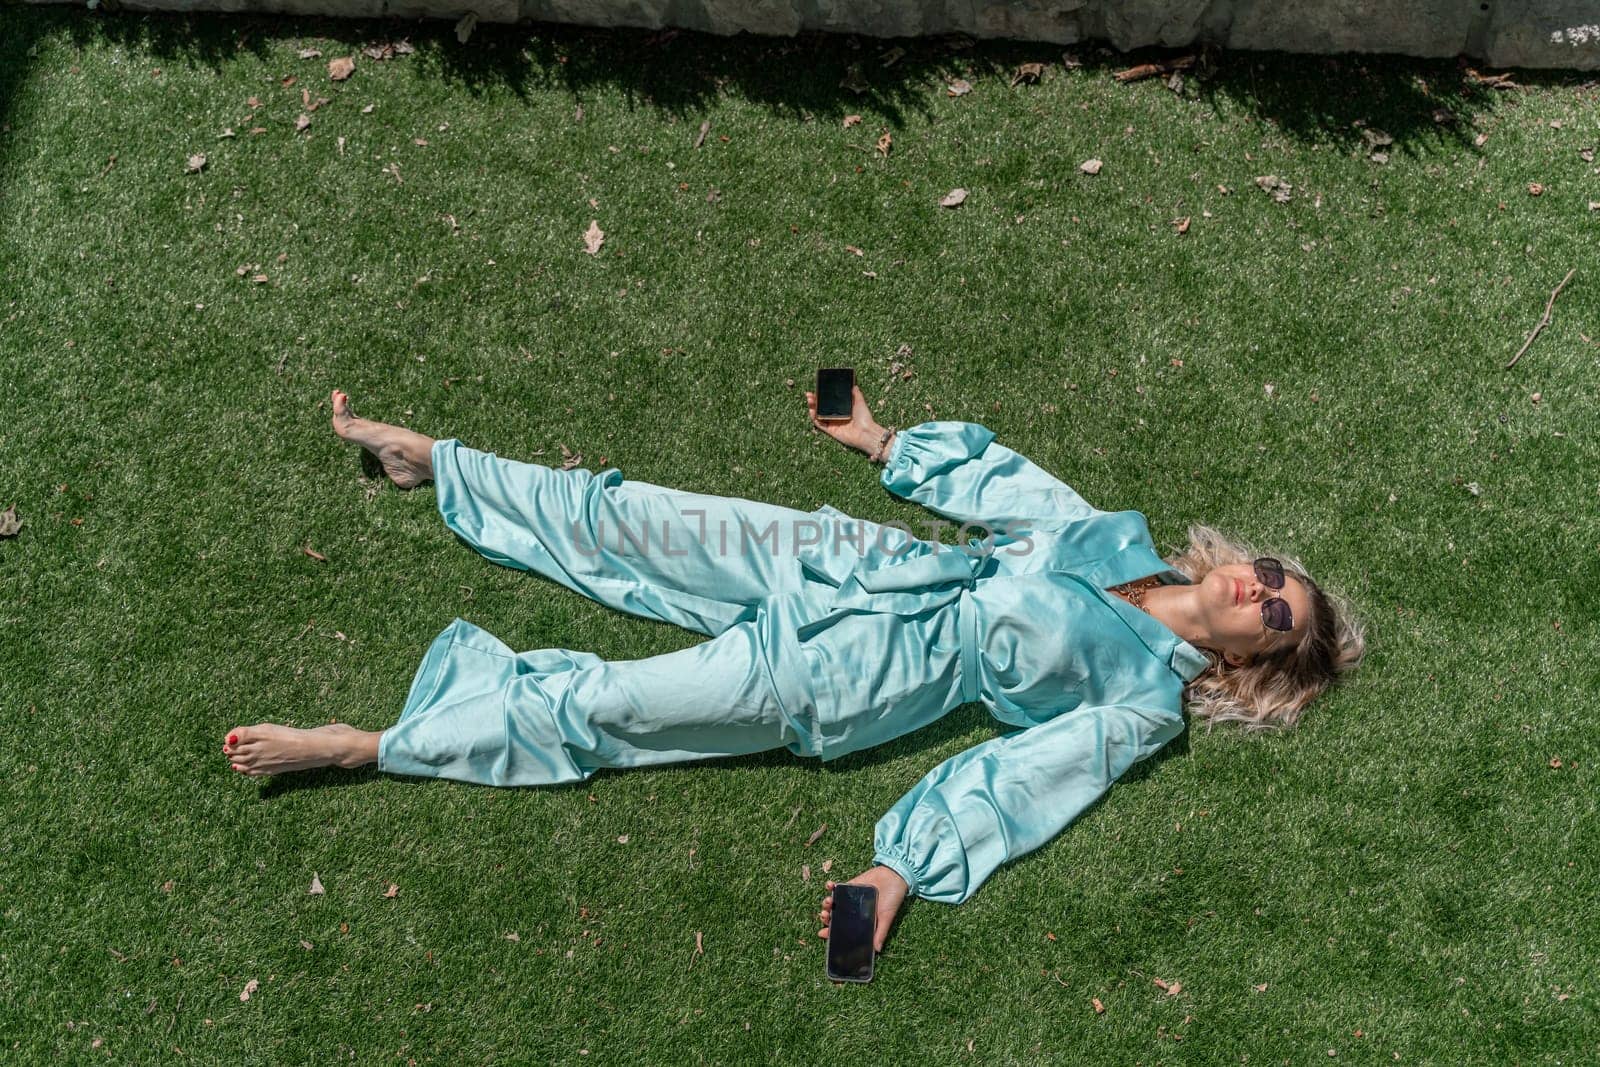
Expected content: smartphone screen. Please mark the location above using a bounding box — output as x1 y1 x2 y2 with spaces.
825 883 877 983
815 367 854 420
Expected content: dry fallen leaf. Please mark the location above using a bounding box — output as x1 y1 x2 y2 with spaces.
805 823 827 846
616 834 630 844
1528 182 1544 196
239 978 259 1002
583 220 604 255
947 79 973 97
309 873 325 895
844 245 864 256
1079 158 1102 175
939 188 969 208
842 114 862 128
185 153 207 173
801 865 811 881
1011 62 1044 87
303 545 327 562
298 47 323 60
295 114 311 133
1474 132 1490 147
1092 997 1105 1014
559 443 583 470
0 504 21 537
1254 982 1269 992
455 12 478 45
383 883 399 898
1173 216 1191 234
1254 175 1292 203
876 130 892 157
821 859 834 873
328 56 355 81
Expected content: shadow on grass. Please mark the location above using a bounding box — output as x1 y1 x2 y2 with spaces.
254 700 1192 803
6 6 1598 187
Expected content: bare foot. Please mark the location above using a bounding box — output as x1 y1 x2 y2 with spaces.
222 723 381 778
329 389 436 488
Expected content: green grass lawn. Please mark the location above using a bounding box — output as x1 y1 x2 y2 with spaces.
2 9 1598 1062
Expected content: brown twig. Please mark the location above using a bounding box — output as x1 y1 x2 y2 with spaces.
1114 55 1196 83
1465 67 1519 90
1505 268 1576 369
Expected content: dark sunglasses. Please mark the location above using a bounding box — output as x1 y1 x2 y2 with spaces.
1252 557 1294 633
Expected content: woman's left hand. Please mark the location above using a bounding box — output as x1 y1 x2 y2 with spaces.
817 865 910 952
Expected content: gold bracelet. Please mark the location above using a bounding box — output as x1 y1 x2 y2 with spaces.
868 427 896 464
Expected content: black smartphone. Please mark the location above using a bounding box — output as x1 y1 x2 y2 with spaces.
815 367 855 421
825 883 877 983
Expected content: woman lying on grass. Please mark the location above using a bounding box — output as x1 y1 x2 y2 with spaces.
223 387 1365 950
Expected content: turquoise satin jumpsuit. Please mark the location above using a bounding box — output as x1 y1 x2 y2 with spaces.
378 421 1211 905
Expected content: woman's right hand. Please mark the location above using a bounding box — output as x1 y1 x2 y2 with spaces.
805 384 884 455
817 866 910 953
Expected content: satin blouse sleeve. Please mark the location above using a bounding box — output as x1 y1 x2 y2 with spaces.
879 421 1103 530
870 703 1184 905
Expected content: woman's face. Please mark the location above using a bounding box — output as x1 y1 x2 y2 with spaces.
1201 562 1313 665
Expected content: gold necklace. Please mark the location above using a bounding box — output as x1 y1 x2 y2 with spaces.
1110 575 1162 610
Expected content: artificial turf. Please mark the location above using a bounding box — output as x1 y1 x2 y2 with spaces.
1 9 1597 1063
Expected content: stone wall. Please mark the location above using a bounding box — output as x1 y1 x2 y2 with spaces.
22 0 1600 69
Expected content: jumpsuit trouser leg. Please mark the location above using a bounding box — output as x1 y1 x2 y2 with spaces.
377 438 883 786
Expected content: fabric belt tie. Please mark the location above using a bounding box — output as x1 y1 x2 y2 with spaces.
810 545 990 706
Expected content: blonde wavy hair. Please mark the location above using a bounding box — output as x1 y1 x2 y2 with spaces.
1163 524 1367 731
